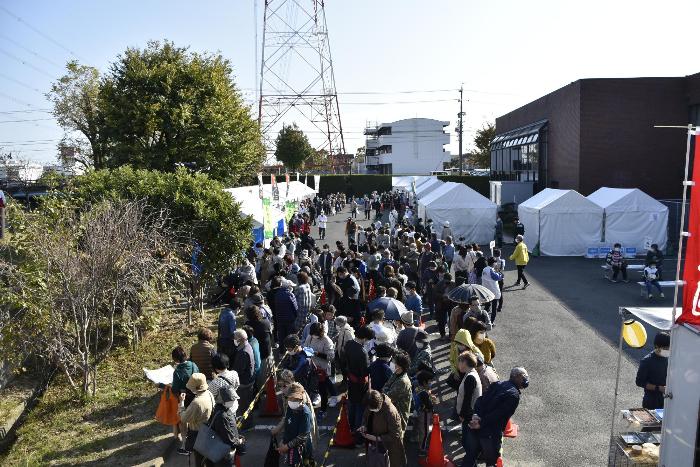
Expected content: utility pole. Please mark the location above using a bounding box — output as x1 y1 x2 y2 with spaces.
458 85 464 175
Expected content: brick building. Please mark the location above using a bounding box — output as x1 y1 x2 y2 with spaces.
491 73 700 199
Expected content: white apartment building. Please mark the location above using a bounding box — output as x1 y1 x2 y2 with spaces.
362 118 451 174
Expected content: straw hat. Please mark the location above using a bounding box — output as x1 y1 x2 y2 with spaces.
186 373 208 394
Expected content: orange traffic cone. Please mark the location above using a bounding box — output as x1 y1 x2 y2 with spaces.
235 454 242 467
259 375 282 416
496 457 503 467
333 396 355 448
320 287 327 305
503 418 518 438
418 414 456 467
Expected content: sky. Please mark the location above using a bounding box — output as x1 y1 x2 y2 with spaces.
0 0 698 165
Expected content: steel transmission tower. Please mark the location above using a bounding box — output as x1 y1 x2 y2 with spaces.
258 0 346 159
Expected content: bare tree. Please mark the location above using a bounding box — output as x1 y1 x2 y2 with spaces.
0 200 188 395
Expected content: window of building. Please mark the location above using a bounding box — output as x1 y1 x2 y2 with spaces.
490 120 547 187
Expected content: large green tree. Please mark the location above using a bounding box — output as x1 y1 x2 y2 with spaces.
468 122 496 169
48 41 264 185
67 167 252 285
46 61 107 168
274 124 315 171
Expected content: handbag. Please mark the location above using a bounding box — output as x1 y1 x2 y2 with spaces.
366 441 389 467
264 436 280 467
154 386 179 426
194 411 231 463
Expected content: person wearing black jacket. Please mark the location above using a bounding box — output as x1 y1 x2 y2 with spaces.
317 245 333 286
464 367 529 467
205 385 245 467
645 244 664 280
246 306 273 389
343 326 374 432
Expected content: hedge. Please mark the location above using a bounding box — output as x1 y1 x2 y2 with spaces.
436 175 490 197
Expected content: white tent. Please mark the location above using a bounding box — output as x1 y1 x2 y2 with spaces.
587 187 668 251
415 178 444 199
417 182 497 244
392 175 434 191
518 188 603 256
225 186 285 228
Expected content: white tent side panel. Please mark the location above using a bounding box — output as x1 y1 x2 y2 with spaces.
517 205 540 254
518 189 603 256
538 210 603 256
588 188 668 251
427 206 496 244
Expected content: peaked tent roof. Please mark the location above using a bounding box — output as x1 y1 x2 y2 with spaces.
520 188 601 213
392 175 435 189
587 187 666 213
420 182 495 209
415 178 443 197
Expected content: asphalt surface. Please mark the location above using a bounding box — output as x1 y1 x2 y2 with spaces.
165 205 648 467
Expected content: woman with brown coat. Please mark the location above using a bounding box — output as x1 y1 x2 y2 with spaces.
359 390 406 467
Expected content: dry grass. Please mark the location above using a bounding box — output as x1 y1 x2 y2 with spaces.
0 307 218 466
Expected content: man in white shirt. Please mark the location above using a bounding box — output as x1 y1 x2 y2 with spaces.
317 212 328 239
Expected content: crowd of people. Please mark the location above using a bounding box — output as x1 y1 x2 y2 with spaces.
162 190 530 467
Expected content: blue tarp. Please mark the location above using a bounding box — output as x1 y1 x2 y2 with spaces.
253 226 264 244
277 218 285 236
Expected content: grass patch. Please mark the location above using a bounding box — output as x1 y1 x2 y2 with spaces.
0 307 218 466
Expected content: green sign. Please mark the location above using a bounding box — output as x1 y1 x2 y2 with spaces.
262 198 274 239
285 200 298 222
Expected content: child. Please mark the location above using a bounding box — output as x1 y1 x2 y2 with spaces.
411 370 436 454
644 261 664 299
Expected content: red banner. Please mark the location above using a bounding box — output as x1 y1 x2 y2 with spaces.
680 133 700 325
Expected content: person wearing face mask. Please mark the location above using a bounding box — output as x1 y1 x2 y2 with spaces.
635 331 670 409
606 242 628 283
468 320 496 365
343 326 374 433
464 367 529 467
204 384 245 467
359 390 406 467
382 350 413 433
409 331 433 377
208 353 240 417
231 329 255 429
276 383 316 464
464 296 492 331
509 235 530 289
448 329 483 391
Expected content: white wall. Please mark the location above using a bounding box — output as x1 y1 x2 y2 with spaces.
369 118 451 174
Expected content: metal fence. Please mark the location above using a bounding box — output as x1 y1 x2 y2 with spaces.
659 199 688 255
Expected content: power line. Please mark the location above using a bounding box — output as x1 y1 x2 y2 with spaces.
339 99 457 105
0 117 56 124
0 5 85 62
0 108 52 115
0 47 57 79
0 72 45 94
0 33 65 69
0 138 60 144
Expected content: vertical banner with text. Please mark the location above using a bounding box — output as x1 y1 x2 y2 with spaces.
271 174 279 202
681 131 700 325
285 172 290 199
314 175 320 193
262 198 274 239
257 173 264 199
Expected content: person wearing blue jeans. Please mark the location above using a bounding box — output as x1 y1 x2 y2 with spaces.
644 262 664 299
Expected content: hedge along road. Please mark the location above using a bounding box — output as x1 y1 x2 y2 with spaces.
166 201 640 467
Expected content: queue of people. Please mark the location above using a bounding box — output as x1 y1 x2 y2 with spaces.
159 190 529 467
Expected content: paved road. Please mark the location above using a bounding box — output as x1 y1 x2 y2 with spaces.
166 205 644 467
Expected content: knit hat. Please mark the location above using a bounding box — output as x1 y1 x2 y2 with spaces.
400 311 414 326
186 373 208 394
444 221 450 227
415 330 429 343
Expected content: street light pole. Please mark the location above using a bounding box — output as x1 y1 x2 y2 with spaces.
458 85 464 175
